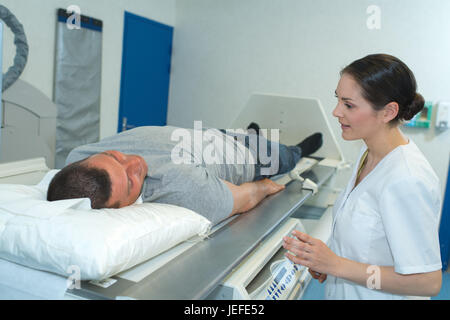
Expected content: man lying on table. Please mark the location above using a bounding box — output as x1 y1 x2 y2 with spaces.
48 123 322 225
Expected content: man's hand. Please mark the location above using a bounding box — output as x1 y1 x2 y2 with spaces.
222 178 285 216
261 178 286 195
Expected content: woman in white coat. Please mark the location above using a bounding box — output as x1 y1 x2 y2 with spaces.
283 54 443 299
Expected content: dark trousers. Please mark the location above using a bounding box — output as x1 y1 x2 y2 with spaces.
218 129 302 180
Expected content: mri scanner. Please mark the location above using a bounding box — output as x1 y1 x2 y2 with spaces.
0 90 348 300
0 7 348 300
0 10 57 169
1 78 57 168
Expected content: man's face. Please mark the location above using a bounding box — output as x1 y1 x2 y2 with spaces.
84 150 148 208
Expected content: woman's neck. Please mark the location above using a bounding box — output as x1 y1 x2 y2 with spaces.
363 126 409 163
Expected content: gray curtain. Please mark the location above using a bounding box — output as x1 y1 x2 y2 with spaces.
54 9 102 168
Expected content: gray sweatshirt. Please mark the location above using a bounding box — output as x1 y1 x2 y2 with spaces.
66 126 256 224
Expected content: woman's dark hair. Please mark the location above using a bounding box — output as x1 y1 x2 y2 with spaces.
341 53 424 124
47 159 117 209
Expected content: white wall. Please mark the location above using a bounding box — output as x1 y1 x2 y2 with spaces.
1 0 449 194
169 0 450 195
1 0 176 139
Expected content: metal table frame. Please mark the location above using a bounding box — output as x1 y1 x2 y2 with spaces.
69 165 335 300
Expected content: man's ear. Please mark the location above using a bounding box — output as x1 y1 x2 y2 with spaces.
382 102 399 123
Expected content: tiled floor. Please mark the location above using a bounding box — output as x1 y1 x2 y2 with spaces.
301 270 450 300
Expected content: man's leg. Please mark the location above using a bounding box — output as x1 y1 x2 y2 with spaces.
218 129 302 180
251 134 302 180
245 124 322 180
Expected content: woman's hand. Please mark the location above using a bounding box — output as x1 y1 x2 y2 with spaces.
283 231 442 296
283 230 341 277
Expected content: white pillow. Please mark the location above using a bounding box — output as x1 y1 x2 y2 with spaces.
0 170 211 280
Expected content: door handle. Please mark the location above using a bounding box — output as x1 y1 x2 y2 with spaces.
122 117 128 132
121 117 136 132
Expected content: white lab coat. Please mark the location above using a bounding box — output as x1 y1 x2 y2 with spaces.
325 139 442 300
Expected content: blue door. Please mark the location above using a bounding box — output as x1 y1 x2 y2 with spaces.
439 160 450 271
118 11 173 132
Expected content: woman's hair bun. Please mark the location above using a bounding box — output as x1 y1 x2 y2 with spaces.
341 54 424 125
401 93 425 121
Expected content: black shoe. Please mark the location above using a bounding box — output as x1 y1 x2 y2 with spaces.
296 132 323 157
247 122 260 135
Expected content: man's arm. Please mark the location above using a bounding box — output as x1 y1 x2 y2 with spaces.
221 178 285 217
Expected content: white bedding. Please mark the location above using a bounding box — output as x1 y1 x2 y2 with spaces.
0 170 211 280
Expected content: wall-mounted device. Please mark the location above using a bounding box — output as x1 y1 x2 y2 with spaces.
436 101 450 130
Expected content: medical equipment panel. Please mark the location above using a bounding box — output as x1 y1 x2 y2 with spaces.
0 157 48 184
207 218 307 300
436 101 450 130
230 94 345 163
0 79 56 168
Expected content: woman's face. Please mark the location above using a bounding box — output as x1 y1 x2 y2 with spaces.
332 73 385 141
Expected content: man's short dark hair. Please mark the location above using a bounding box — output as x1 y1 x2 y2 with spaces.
47 159 117 209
